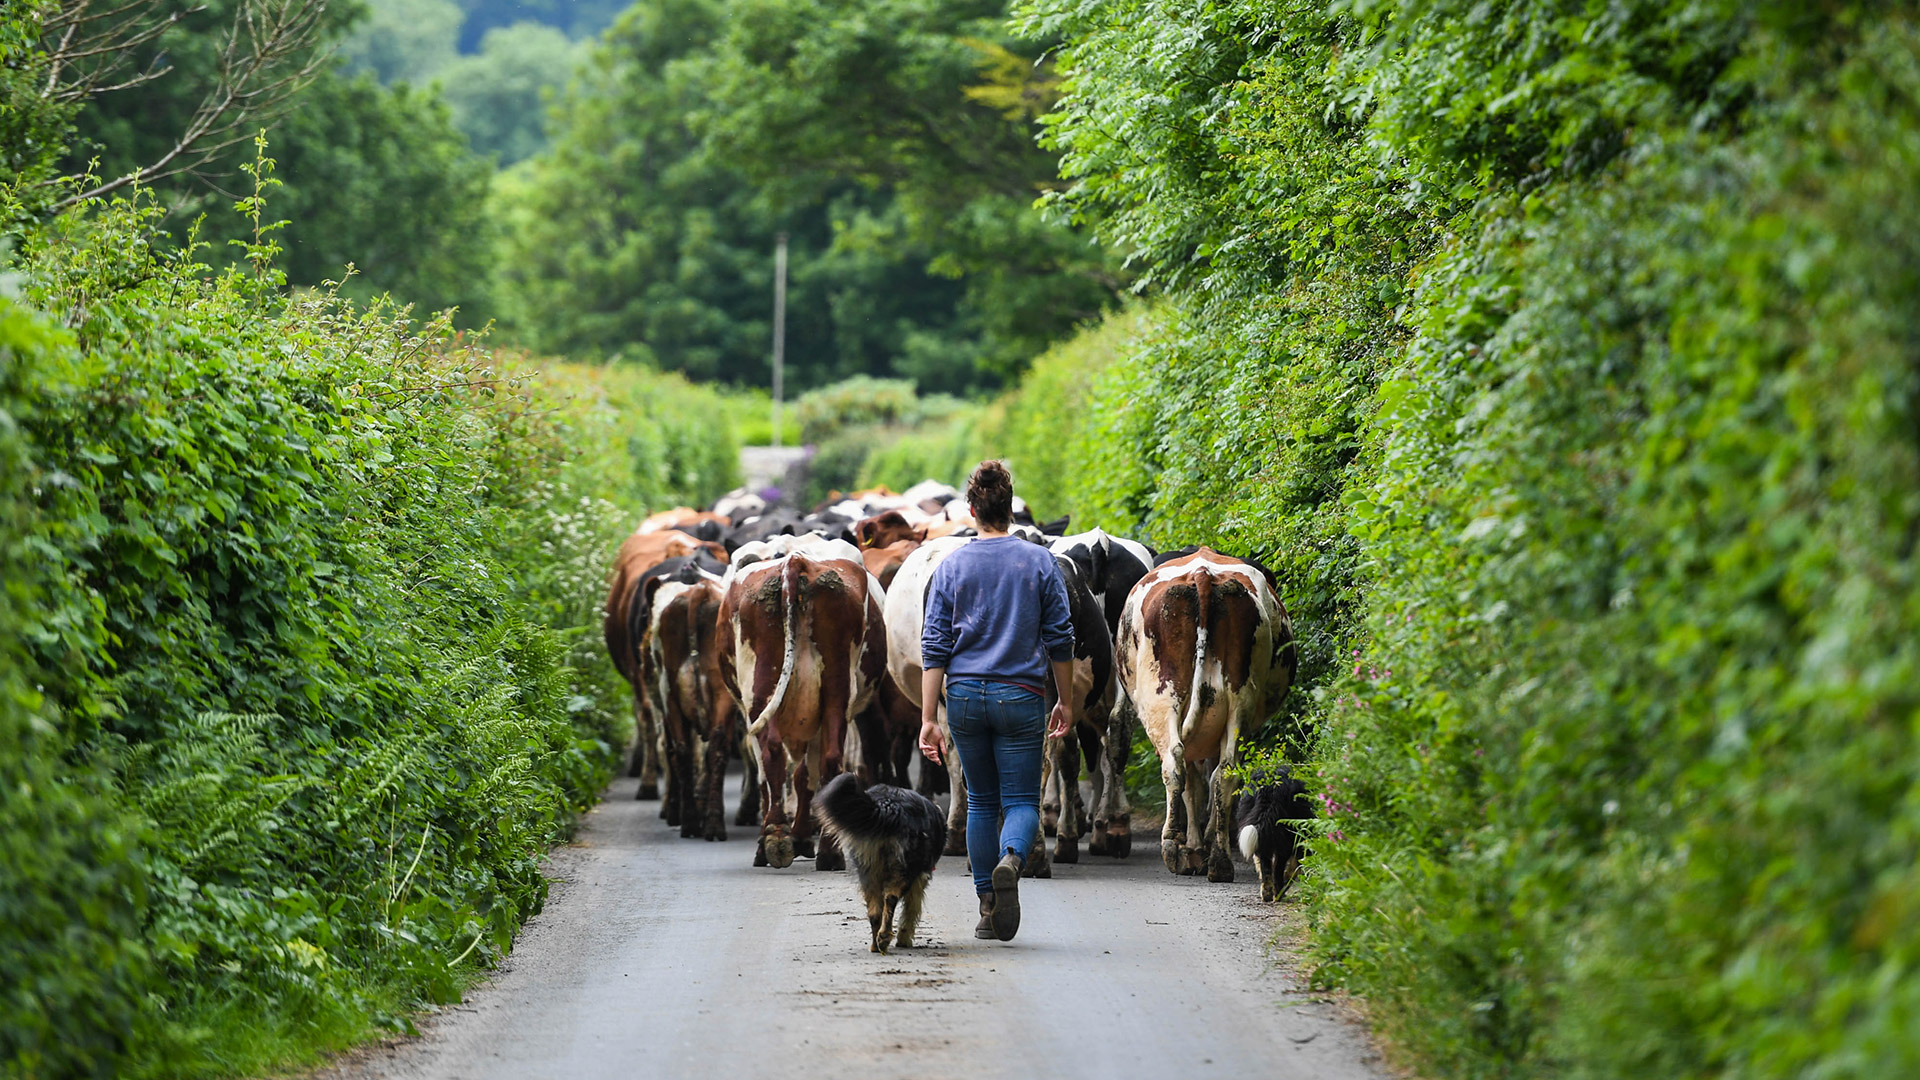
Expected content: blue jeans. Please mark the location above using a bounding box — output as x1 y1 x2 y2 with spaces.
945 679 1045 896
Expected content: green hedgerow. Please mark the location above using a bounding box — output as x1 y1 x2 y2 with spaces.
0 176 734 1076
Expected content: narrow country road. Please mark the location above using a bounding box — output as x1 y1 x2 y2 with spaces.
317 770 1390 1080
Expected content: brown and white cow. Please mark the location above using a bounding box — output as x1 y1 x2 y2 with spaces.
1116 547 1295 881
604 528 730 798
642 562 738 841
861 537 920 590
716 539 888 870
853 509 927 550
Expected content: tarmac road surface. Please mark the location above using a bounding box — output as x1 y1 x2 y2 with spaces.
315 771 1390 1080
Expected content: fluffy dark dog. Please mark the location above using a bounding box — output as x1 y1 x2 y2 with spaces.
813 773 947 953
1235 771 1313 902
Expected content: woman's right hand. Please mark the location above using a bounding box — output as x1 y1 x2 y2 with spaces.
1047 700 1072 738
918 719 944 764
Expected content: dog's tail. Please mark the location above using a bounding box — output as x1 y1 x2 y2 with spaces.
1238 824 1260 862
813 772 883 842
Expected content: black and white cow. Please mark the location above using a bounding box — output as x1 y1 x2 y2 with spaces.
1050 529 1156 641
1038 555 1122 865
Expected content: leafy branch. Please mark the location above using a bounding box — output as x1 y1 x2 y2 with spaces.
36 0 335 207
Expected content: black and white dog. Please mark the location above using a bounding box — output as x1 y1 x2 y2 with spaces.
1235 770 1314 902
813 773 948 953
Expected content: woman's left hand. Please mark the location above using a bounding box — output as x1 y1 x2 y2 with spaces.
918 719 944 764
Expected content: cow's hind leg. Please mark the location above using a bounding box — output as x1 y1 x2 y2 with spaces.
1105 701 1134 858
1160 750 1187 875
634 692 661 800
942 724 968 857
657 721 674 821
1041 732 1062 840
851 699 887 787
889 718 914 791
757 736 794 868
804 739 847 872
916 746 950 799
1180 761 1210 876
1205 760 1236 882
702 730 730 841
1085 723 1110 857
735 733 759 828
1025 817 1052 878
789 749 816 859
672 744 696 835
1053 730 1082 864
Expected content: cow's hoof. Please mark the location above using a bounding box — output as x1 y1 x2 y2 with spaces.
793 836 816 859
816 848 845 872
1161 840 1183 875
753 842 769 867
638 783 660 801
1182 848 1207 876
735 807 756 827
1087 826 1110 857
943 833 968 857
1207 851 1235 883
1054 835 1079 864
1025 847 1051 879
1110 828 1131 859
764 836 796 869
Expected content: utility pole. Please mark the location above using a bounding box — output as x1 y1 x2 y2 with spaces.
771 232 788 448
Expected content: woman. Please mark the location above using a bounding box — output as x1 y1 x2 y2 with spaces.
918 461 1074 942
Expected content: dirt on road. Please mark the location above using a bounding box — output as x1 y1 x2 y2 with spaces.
314 772 1390 1080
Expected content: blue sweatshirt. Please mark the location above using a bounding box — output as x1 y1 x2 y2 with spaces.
922 537 1075 689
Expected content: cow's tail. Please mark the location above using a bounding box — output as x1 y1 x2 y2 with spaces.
1177 568 1212 745
682 587 704 720
747 557 803 737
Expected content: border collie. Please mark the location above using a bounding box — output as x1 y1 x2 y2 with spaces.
1236 771 1314 901
814 773 948 953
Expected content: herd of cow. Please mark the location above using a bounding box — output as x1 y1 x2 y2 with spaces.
602 479 1313 903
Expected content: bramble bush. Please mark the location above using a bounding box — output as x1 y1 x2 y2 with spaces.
0 176 734 1077
998 0 1920 1077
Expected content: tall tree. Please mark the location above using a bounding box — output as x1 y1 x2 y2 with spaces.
695 0 1124 382
492 0 976 390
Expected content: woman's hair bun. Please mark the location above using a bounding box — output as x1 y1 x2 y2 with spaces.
966 459 1015 529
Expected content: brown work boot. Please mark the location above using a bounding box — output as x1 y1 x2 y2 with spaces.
990 852 1022 941
975 894 996 939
